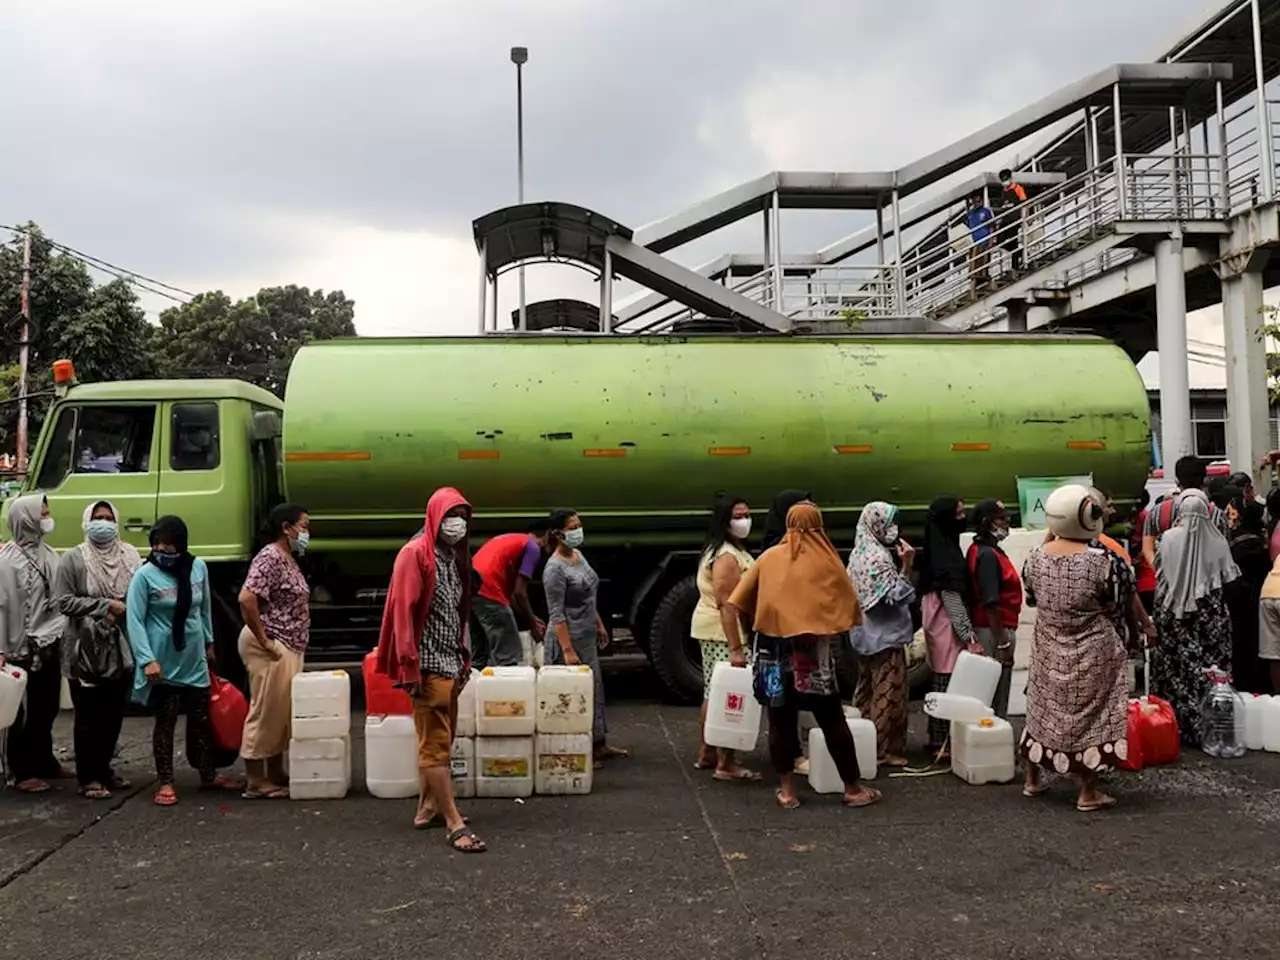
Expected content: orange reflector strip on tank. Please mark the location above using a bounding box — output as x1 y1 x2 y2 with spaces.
457 450 500 461
951 442 991 452
834 445 873 455
284 451 372 462
709 446 751 457
1066 440 1107 451
583 448 626 458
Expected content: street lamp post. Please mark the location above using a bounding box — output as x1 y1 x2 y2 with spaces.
511 45 528 332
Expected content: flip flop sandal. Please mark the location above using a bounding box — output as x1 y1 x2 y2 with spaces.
842 788 883 809
712 768 762 782
1076 795 1118 813
414 815 470 830
241 786 290 800
1023 784 1050 798
200 776 246 792
775 790 801 810
13 779 50 794
598 745 630 760
153 789 179 807
446 827 487 853
693 759 717 771
78 785 113 800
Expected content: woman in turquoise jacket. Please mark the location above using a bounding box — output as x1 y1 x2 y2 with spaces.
126 516 241 806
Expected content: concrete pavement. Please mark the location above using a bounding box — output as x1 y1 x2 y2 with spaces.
1 659 1278 960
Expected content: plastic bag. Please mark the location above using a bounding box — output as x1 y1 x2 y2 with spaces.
1117 695 1180 771
209 671 249 753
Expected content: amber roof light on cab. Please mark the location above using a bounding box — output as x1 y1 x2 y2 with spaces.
62 378 283 409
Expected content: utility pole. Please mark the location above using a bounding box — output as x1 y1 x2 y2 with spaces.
16 232 31 474
511 45 528 332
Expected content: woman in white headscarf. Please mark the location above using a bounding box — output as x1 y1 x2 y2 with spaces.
1152 490 1240 747
55 500 142 799
0 493 69 792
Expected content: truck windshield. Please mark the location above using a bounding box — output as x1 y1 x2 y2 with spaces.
35 405 157 489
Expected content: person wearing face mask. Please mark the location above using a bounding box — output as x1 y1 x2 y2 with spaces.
376 487 484 852
847 501 915 767
690 493 760 781
55 500 141 799
541 508 628 766
965 499 1021 719
127 515 242 806
237 503 312 799
919 495 976 756
0 493 71 792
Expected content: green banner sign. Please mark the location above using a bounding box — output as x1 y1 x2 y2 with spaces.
1016 474 1094 530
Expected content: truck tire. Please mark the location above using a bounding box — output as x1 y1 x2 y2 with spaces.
649 576 704 704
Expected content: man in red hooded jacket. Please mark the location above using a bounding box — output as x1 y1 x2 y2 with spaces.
375 486 485 853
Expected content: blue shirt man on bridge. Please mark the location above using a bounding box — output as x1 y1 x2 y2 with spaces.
963 192 995 292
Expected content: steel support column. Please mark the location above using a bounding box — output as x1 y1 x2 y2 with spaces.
771 189 783 315
762 206 773 307
1113 83 1127 217
1222 262 1272 483
1253 0 1276 201
1155 235 1193 462
477 239 488 335
891 187 904 313
599 249 613 333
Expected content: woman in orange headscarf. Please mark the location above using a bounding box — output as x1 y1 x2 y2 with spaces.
729 502 882 810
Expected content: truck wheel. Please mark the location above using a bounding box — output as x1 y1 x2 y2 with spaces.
649 576 704 704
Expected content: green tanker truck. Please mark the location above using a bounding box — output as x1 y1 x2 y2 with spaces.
11 333 1151 700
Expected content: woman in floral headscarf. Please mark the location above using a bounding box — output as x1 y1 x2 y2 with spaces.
847 502 915 767
729 501 881 810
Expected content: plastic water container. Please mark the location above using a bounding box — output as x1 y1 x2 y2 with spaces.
289 736 351 800
1262 697 1280 753
364 715 417 799
536 665 594 735
704 662 762 751
292 671 351 740
451 737 475 799
947 650 1002 707
924 691 995 723
455 669 480 739
951 717 1016 784
807 718 878 792
0 664 28 730
475 736 534 798
1240 694 1269 751
535 733 594 795
1200 667 1246 759
475 666 537 737
362 651 411 716
800 705 860 734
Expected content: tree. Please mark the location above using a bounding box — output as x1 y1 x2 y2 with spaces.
155 285 356 396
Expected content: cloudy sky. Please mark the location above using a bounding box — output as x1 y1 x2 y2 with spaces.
0 0 1229 343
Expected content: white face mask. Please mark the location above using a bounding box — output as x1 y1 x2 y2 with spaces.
39 517 55 536
439 516 468 545
562 527 584 549
728 517 751 540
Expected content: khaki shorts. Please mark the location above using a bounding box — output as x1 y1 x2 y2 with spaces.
412 675 459 768
1260 599 1280 661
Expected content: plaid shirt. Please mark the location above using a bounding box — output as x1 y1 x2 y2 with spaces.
418 547 466 679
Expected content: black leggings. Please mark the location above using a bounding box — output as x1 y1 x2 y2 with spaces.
7 653 64 782
151 685 214 785
70 678 129 787
768 688 862 783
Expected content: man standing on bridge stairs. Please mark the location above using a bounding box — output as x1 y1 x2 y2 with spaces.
998 169 1028 275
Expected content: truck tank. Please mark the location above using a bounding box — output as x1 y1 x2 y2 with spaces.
282 333 1150 549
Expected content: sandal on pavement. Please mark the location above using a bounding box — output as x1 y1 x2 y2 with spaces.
108 774 133 790
153 786 179 807
712 767 762 782
13 778 50 794
414 814 469 831
200 775 246 792
1076 793 1118 813
241 786 289 800
447 827 487 853
775 790 801 810
79 783 113 800
842 787 883 809
879 755 910 769
596 745 630 760
1023 783 1050 798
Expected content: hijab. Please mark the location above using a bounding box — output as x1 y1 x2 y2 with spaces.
1157 490 1240 618
79 500 141 598
847 502 901 610
918 495 968 594
763 489 810 550
730 501 860 638
147 516 195 651
0 493 63 655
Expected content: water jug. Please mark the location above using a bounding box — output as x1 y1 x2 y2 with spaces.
923 691 995 724
807 718 878 792
951 717 1016 784
292 671 352 740
455 669 480 739
364 715 417 799
1262 696 1280 753
704 662 762 752
451 737 475 799
1240 693 1269 751
0 664 28 730
536 665 594 735
535 733 594 795
475 736 534 798
1199 666 1246 759
362 651 411 716
475 666 537 737
947 650 1002 707
289 736 351 800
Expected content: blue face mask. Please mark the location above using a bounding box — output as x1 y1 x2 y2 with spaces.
86 519 118 544
152 551 179 571
291 531 310 555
